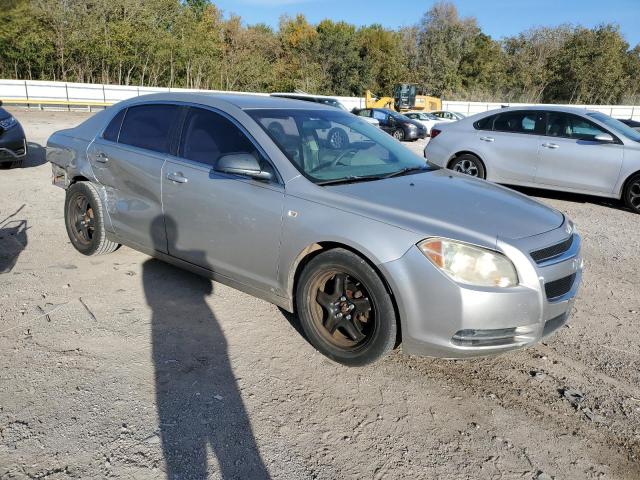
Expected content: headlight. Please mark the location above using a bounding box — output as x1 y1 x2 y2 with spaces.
418 238 518 288
0 116 18 131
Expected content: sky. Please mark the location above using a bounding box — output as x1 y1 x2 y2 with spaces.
211 0 640 46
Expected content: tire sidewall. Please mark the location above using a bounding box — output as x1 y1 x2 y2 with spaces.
296 249 397 366
623 174 640 213
64 182 104 256
328 128 349 149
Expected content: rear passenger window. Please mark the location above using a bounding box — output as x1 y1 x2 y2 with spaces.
474 114 496 130
118 104 179 153
179 107 266 170
102 108 126 142
494 111 545 134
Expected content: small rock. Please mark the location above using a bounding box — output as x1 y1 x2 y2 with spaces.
535 471 553 480
529 370 546 381
214 395 223 401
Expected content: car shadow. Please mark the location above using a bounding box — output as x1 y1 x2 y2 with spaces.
0 205 28 274
23 142 47 168
144 216 270 479
507 185 631 212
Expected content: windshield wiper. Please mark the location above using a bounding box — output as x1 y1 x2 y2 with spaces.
381 165 429 179
316 174 387 186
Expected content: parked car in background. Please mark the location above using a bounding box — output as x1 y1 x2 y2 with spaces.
404 111 441 135
354 108 427 141
425 106 640 213
0 101 27 168
430 110 465 121
271 92 380 128
47 93 582 365
618 118 640 132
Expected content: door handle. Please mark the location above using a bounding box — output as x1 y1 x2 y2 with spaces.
542 143 559 149
166 172 188 184
95 152 109 163
480 136 494 142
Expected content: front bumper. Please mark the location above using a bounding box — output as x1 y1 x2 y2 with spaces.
406 128 428 140
379 220 582 358
0 123 27 163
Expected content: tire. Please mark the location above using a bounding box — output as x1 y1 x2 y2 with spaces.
392 128 405 141
11 159 23 168
449 153 486 179
64 182 119 256
327 128 349 149
296 248 397 366
623 173 640 214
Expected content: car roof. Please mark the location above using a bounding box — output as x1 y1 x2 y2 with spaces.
117 92 337 111
271 93 339 102
486 105 598 115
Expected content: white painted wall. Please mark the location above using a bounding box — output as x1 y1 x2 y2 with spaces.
1 79 637 120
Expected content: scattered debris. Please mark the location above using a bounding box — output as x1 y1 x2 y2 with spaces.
214 394 223 401
36 305 51 323
560 388 585 408
78 297 97 321
529 370 546 381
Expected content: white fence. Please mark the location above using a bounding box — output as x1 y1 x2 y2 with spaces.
443 100 640 120
0 79 366 111
1 79 638 120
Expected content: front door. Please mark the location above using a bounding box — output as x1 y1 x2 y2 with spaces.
535 112 624 194
161 106 285 293
88 103 180 252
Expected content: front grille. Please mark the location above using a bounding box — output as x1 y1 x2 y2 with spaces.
531 235 574 264
545 274 576 300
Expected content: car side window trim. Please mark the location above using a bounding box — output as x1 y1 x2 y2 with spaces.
173 103 284 186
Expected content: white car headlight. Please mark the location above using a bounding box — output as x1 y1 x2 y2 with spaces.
418 238 518 288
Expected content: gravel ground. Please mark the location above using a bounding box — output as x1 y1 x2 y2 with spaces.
1 109 639 480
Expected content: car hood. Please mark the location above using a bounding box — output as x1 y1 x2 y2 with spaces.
326 169 564 244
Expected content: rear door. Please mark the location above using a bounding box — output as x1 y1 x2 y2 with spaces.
535 112 624 194
372 110 393 134
88 103 180 251
474 110 545 183
161 106 285 292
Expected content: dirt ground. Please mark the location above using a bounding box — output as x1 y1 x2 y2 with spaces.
1 109 639 480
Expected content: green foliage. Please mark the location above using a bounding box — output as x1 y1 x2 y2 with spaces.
0 0 638 104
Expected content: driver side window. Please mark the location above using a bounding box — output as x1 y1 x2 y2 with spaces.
179 107 273 177
547 112 607 141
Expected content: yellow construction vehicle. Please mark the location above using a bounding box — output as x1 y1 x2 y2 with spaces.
365 83 441 112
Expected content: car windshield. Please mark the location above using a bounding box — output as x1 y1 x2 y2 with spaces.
587 112 640 143
389 111 411 122
248 108 429 184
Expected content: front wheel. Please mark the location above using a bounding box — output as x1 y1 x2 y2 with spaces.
296 248 397 366
623 174 640 214
392 128 405 141
64 182 119 255
449 154 486 179
327 128 349 149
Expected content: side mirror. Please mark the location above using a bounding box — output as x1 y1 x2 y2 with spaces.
594 133 614 143
388 116 395 126
216 153 272 181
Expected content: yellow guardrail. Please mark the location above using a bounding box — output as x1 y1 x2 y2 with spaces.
0 98 114 108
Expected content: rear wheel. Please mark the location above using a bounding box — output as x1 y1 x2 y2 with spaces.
11 159 23 168
64 182 119 256
393 129 405 141
449 153 486 179
296 248 397 366
623 174 640 213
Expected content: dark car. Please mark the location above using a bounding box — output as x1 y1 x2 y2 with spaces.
354 108 427 141
0 101 27 167
619 118 640 132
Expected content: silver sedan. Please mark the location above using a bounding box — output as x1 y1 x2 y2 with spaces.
424 106 640 213
47 94 582 365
